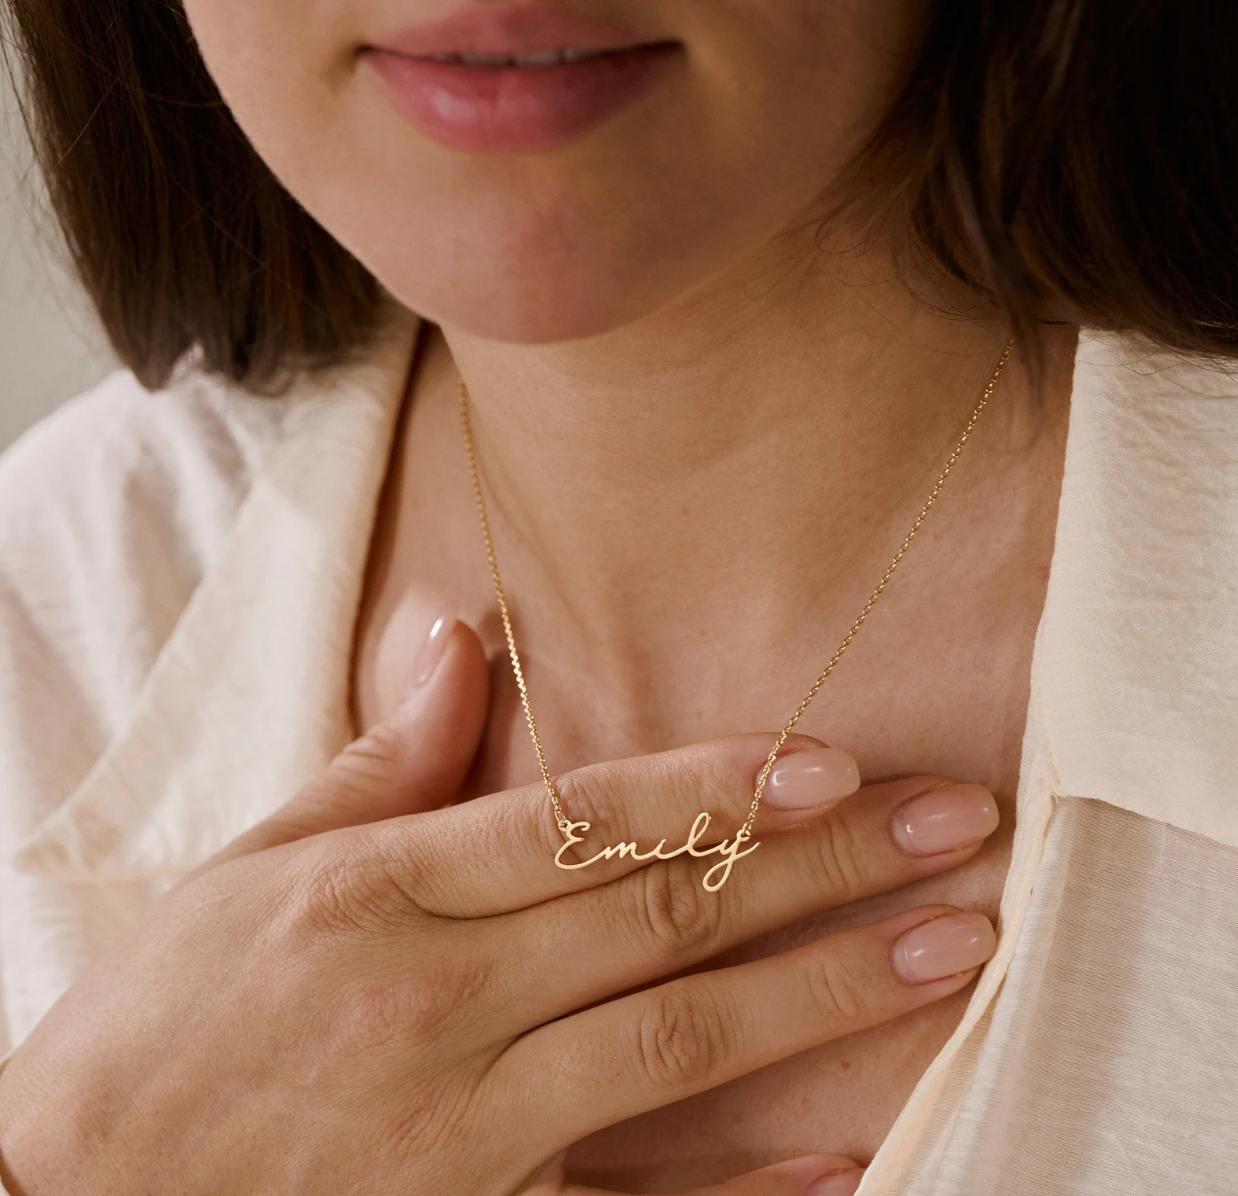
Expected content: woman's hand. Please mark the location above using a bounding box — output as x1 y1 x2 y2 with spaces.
0 618 997 1196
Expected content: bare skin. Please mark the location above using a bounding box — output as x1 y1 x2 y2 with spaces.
349 315 1078 1188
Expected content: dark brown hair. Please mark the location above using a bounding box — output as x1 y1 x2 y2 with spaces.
2 0 1236 395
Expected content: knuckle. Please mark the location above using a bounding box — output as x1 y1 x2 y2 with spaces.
291 834 414 941
805 952 866 1025
336 976 423 1052
335 954 492 1054
357 807 489 919
636 983 735 1092
631 857 728 959
811 812 868 900
357 820 438 912
338 977 437 1053
302 853 371 939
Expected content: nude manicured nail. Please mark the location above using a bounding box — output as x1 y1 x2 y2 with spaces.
890 783 999 856
763 746 861 809
891 911 996 984
410 610 457 688
808 1169 865 1196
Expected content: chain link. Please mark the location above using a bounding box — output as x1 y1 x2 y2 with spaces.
455 335 1017 843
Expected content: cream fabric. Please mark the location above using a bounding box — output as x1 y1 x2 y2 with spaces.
1 307 1236 1194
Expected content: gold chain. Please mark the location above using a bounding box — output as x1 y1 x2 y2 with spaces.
455 336 1016 858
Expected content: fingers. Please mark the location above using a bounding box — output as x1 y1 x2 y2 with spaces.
493 903 996 1149
562 1154 865 1196
372 732 861 917
489 774 998 1026
176 617 488 886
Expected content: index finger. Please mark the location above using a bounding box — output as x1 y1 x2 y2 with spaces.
365 731 860 917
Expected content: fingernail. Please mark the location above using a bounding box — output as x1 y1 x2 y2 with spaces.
808 1169 865 1196
410 610 456 688
763 746 861 809
758 1155 863 1188
890 782 999 856
892 911 996 984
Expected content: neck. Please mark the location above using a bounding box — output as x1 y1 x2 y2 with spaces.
392 225 1077 758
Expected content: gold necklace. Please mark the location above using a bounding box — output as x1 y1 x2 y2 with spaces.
455 337 1016 892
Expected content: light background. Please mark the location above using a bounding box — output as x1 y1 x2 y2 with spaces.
1 56 119 454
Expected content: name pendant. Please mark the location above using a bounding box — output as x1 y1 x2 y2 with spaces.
553 810 761 892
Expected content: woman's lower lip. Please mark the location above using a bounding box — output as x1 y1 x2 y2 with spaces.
361 43 680 153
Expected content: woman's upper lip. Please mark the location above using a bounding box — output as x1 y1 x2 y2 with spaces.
366 1 663 57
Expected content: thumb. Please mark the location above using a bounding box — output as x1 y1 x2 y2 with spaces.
564 1155 866 1196
184 613 489 880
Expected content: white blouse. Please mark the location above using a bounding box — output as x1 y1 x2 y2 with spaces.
1 308 1236 1195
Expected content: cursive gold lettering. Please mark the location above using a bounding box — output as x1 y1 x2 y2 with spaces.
553 812 761 892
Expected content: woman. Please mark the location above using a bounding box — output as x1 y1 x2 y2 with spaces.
0 2 1234 1193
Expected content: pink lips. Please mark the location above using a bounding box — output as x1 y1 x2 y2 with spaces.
360 2 681 152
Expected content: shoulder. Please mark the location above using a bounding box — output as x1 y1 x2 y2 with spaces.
1038 327 1238 847
0 355 295 826
0 355 295 651
0 353 293 568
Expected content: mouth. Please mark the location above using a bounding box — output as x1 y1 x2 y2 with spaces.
361 39 681 154
361 2 682 152
407 44 673 67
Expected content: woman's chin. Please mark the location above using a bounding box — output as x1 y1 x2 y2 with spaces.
379 275 674 345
